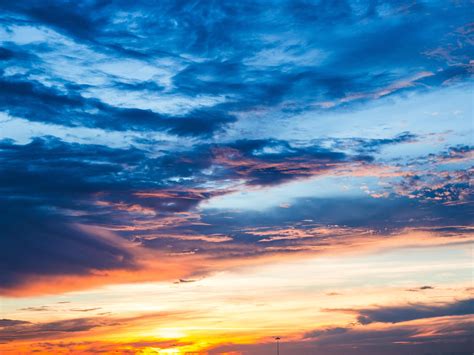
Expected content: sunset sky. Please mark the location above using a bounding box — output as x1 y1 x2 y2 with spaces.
0 1 473 354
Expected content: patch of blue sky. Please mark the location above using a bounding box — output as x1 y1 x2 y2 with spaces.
201 174 371 211
224 83 472 159
0 113 180 149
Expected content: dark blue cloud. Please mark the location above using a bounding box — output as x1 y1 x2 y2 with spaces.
0 0 472 136
354 298 474 324
0 77 236 136
0 136 378 286
1 136 472 286
0 47 15 60
0 200 135 289
0 135 375 221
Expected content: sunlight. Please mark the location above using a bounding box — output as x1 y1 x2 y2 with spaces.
156 328 186 339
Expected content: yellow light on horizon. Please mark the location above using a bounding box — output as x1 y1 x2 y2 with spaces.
156 328 186 339
142 347 181 355
156 348 181 354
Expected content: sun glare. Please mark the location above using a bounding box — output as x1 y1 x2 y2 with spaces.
156 328 186 339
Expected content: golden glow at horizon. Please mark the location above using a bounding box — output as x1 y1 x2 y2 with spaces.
1 235 472 354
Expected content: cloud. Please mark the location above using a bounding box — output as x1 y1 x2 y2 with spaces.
0 77 235 137
406 285 434 292
174 279 197 284
69 308 102 313
209 138 372 186
18 306 50 312
0 138 142 290
1 136 471 294
0 201 135 290
304 326 349 338
0 311 193 346
0 0 472 138
324 298 474 325
9 339 193 354
0 135 375 216
0 319 31 327
356 299 474 325
211 317 473 355
0 317 110 342
329 132 418 153
393 155 472 205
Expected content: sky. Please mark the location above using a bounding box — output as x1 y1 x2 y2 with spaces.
0 0 473 354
